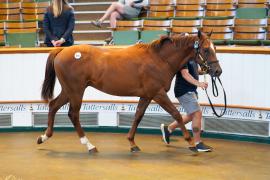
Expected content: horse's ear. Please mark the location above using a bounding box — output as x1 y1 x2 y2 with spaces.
151 35 172 51
159 35 172 45
197 30 202 39
207 30 213 38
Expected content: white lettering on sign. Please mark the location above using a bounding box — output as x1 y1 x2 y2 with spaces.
0 103 268 121
0 104 26 112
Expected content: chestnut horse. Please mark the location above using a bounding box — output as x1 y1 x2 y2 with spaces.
37 31 222 153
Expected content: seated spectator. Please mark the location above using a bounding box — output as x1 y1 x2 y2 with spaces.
43 0 75 47
91 0 147 43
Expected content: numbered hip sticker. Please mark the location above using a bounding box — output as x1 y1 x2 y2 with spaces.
74 52 82 60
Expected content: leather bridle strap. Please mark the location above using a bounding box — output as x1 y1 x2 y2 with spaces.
194 40 227 117
204 76 227 118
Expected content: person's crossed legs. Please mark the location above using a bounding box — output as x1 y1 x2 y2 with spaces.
91 2 124 28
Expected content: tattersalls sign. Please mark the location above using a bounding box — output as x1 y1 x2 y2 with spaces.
0 104 26 112
0 102 269 121
0 102 269 137
266 113 270 119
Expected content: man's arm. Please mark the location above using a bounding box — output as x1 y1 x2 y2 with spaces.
181 69 208 89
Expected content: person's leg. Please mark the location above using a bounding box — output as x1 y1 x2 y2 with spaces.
110 11 122 28
104 11 123 44
161 92 200 145
161 93 193 144
162 109 212 151
190 110 202 144
100 2 124 22
191 110 212 152
161 114 193 144
91 2 124 27
167 114 193 132
96 2 124 24
170 92 212 151
168 110 203 144
166 93 198 132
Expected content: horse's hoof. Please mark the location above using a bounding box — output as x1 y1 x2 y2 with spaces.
37 137 43 144
189 146 198 153
88 147 98 154
185 136 192 142
130 146 141 152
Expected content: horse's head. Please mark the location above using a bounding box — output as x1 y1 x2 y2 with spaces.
193 31 222 77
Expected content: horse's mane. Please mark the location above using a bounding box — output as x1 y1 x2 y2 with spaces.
135 34 198 52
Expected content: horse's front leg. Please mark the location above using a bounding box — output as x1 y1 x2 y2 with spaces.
68 93 98 154
128 97 151 152
37 91 68 144
153 91 196 150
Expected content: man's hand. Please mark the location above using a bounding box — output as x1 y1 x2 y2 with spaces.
197 82 208 90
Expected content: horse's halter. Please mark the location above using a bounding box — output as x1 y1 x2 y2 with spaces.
194 40 227 118
193 40 219 74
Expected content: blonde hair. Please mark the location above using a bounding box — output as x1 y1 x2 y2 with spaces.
52 0 71 18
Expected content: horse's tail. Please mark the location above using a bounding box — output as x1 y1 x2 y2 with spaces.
41 48 63 101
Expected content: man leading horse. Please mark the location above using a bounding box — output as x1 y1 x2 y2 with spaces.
37 31 222 153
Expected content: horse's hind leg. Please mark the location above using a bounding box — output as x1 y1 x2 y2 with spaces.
128 97 151 152
68 93 98 153
37 91 68 144
153 92 196 150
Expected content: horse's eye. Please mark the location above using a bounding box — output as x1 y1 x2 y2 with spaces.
204 48 209 54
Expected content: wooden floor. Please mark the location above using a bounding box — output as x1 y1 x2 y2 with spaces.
0 132 269 180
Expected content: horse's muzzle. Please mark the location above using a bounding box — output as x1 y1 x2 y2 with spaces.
210 60 222 77
215 68 222 77
210 65 222 77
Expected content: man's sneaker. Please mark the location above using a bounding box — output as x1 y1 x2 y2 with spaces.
160 124 171 144
196 142 212 152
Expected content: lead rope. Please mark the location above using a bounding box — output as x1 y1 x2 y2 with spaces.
204 75 227 118
211 77 219 97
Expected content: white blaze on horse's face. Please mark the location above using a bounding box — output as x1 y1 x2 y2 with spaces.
210 41 215 53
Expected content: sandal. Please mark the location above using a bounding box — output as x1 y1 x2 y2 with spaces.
91 20 102 28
